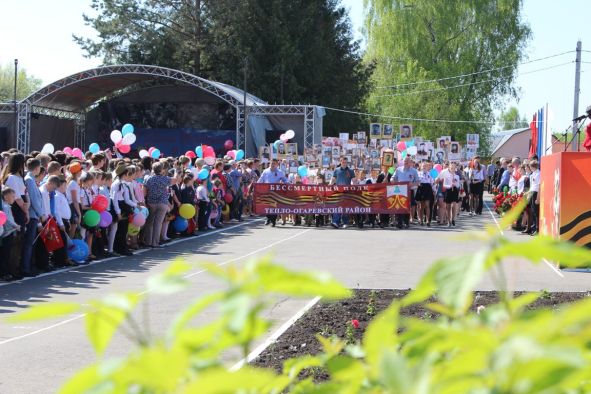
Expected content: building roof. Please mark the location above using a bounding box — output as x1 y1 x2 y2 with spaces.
490 127 530 156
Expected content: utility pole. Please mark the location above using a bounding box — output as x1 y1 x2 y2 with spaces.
14 59 18 138
572 40 582 151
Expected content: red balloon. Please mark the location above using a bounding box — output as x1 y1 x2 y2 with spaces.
224 192 233 204
118 144 131 154
91 195 109 213
224 139 234 150
185 150 196 159
204 146 215 158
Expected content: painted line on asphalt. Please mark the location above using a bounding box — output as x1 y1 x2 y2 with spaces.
484 201 563 278
230 296 321 372
0 226 310 346
0 219 263 288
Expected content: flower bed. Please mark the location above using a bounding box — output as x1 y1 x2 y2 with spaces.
494 191 525 216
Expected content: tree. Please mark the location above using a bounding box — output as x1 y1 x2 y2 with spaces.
364 0 531 143
74 0 371 135
498 106 528 130
0 63 42 102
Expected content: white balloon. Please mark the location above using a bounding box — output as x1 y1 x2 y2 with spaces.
285 129 295 139
110 130 122 144
280 134 288 142
139 149 149 158
121 133 136 145
41 143 54 154
407 146 418 155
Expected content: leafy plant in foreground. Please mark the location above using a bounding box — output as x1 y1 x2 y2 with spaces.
7 202 591 393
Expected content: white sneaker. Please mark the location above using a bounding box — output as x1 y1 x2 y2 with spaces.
342 224 348 229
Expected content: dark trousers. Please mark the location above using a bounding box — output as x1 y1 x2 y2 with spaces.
52 229 68 266
266 214 277 224
0 234 15 275
530 192 539 231
379 214 390 227
114 218 130 254
367 214 376 226
197 200 209 230
231 191 243 220
22 218 39 274
35 237 50 271
477 187 484 214
396 214 410 227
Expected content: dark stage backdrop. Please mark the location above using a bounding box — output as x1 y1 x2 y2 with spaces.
134 128 235 157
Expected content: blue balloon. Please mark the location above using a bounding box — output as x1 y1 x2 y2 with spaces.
430 168 439 179
140 206 149 218
195 146 203 158
235 149 245 161
151 148 161 159
121 123 134 136
297 165 308 177
402 150 408 159
173 217 188 232
273 140 281 151
88 143 100 154
406 139 415 147
198 168 210 180
68 239 89 263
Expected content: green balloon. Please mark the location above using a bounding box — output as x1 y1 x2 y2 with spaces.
84 209 100 227
388 167 394 174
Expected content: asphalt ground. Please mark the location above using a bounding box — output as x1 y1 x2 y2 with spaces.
0 199 589 393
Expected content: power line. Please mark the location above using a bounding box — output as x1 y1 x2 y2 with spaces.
373 61 573 98
322 106 525 125
376 50 575 89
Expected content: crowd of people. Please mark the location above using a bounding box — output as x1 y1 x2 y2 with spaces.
0 144 537 282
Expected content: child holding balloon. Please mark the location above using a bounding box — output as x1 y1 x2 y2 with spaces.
79 172 97 260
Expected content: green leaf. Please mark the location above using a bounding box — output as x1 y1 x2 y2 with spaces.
506 292 541 316
147 273 189 295
326 355 366 384
498 197 528 230
181 366 278 393
363 301 399 375
7 302 81 322
316 335 345 357
169 292 225 337
283 355 323 379
58 359 122 394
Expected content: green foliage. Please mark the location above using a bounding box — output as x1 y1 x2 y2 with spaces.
75 0 371 135
364 0 531 143
9 203 591 393
0 63 42 102
498 106 529 130
366 289 376 317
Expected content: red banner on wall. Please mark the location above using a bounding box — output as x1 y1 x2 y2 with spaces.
254 183 410 215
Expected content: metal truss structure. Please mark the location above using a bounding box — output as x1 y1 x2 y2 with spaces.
12 64 319 153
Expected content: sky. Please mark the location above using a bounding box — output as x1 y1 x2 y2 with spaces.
1 0 590 134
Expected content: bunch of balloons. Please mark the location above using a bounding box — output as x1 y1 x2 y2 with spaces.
226 149 244 161
195 144 216 166
396 139 418 160
110 124 136 154
280 129 295 142
63 147 84 160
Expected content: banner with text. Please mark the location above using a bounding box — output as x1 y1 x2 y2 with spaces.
254 183 410 215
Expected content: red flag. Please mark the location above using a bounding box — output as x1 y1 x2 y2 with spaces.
529 113 538 158
40 217 64 252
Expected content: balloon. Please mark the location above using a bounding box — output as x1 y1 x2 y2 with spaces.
198 168 209 180
430 168 439 178
91 194 109 213
388 167 395 175
224 192 233 204
148 147 155 154
139 149 149 158
273 140 282 151
235 149 244 161
173 217 188 232
396 141 406 151
407 146 418 155
203 146 215 157
285 129 295 139
227 150 236 159
0 211 6 226
121 133 136 145
401 150 408 160
63 147 73 155
72 148 84 159
195 145 203 158
41 143 54 154
224 140 234 150
99 211 113 227
204 156 216 166
110 130 122 144
140 206 149 218
121 123 134 136
280 133 288 142
434 164 443 172
297 165 308 177
88 143 100 154
131 213 146 227
185 150 196 159
83 210 100 227
179 203 196 219
151 148 160 159
128 223 141 236
222 204 230 216
68 239 89 263
118 144 131 154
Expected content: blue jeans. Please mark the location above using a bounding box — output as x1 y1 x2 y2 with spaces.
22 218 39 273
332 214 348 226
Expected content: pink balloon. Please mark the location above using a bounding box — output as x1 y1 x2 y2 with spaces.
0 211 6 226
396 141 406 151
280 134 288 142
118 144 131 154
227 150 236 159
132 213 146 227
148 147 155 154
223 139 234 150
434 164 443 172
185 151 196 159
63 147 73 155
203 146 215 158
72 148 84 159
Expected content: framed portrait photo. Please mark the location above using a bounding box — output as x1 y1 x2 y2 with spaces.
370 123 382 138
382 124 394 139
399 124 413 140
381 151 394 168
